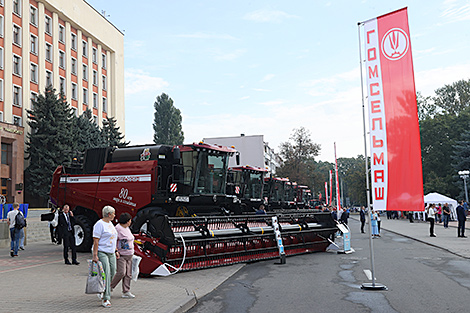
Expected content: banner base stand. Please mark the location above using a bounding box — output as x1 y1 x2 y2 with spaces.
337 248 355 254
361 282 388 291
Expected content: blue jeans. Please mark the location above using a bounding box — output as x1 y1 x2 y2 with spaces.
19 228 24 248
98 251 116 301
10 227 20 255
443 215 450 228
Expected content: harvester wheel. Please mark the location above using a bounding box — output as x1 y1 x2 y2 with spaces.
74 215 93 252
131 207 176 246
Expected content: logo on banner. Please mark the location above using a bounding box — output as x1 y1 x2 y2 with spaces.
381 28 409 60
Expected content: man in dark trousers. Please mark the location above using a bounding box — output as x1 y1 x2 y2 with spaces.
360 206 366 233
58 204 80 265
456 200 467 238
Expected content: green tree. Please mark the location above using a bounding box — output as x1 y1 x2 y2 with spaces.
102 116 129 147
337 156 367 206
434 79 470 116
25 86 74 205
72 108 106 152
417 91 438 121
276 127 320 186
153 93 184 145
452 125 470 199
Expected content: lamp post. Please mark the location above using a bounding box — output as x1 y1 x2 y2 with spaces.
458 170 470 203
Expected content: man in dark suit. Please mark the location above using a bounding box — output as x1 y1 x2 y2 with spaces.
456 200 467 238
58 205 80 265
360 206 366 233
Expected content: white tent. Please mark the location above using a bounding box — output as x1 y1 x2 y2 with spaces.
424 192 458 220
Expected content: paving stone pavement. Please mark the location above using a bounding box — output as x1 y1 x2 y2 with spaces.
2 215 470 312
0 241 244 313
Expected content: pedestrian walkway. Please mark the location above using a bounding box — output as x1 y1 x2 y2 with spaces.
0 241 244 312
354 216 470 259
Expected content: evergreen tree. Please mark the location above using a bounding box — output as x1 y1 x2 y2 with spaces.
72 108 106 152
452 125 470 199
102 116 129 147
25 86 74 204
153 93 184 145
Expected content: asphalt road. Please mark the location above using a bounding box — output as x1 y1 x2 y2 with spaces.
188 219 470 313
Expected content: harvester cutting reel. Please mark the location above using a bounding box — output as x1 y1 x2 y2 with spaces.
131 209 338 276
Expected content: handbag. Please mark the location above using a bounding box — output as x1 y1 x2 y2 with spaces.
85 260 106 294
131 255 142 282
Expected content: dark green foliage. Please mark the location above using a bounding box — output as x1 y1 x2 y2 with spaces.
25 86 74 204
276 127 320 187
102 116 129 147
434 79 470 115
153 93 184 145
72 108 106 152
452 125 470 199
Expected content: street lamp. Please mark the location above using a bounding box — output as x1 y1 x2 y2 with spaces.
458 170 470 203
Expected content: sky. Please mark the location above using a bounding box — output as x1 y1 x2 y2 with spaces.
85 0 470 162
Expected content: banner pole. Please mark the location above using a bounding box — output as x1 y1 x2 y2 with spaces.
357 22 387 291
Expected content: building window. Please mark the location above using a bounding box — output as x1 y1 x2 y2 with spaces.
30 35 37 54
13 0 20 16
45 16 51 34
102 53 106 68
93 70 97 85
46 71 52 86
13 116 22 126
93 93 98 108
0 79 3 101
0 112 3 123
13 24 21 46
30 6 37 25
45 43 52 62
59 50 65 68
93 115 98 124
0 47 3 69
102 75 107 90
13 55 21 76
82 40 88 57
102 97 107 113
30 63 38 83
83 64 88 80
71 58 77 75
0 15 3 36
30 92 38 110
13 85 22 106
59 25 65 42
71 33 77 50
83 88 88 104
59 77 65 94
71 83 77 100
92 47 97 63
71 106 78 117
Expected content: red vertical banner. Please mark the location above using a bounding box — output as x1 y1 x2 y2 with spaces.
363 8 424 211
334 143 341 210
329 170 333 206
325 182 328 205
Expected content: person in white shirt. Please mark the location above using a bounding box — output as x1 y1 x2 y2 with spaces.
92 206 118 308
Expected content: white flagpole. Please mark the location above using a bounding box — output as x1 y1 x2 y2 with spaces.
357 21 387 291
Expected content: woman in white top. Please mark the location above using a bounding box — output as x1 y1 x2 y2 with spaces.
92 206 118 308
427 204 436 237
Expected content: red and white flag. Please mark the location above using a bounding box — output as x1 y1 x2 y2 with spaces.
363 8 424 211
329 170 333 206
325 182 328 205
334 143 341 210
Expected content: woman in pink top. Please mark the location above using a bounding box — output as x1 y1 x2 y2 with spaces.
110 213 136 298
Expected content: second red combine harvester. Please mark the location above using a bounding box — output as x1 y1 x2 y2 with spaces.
49 142 337 276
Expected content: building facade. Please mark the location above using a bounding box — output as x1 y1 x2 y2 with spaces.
0 0 124 203
203 134 281 175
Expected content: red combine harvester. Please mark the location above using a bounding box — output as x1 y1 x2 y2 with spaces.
49 143 338 276
227 165 267 212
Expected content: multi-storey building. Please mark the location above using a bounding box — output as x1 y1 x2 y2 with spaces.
204 134 281 175
0 0 124 203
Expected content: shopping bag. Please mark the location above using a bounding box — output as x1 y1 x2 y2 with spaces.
85 260 106 294
131 255 142 282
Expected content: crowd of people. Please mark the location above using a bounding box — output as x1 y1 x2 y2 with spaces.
41 205 136 308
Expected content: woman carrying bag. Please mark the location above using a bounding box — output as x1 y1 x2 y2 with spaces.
92 206 118 308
